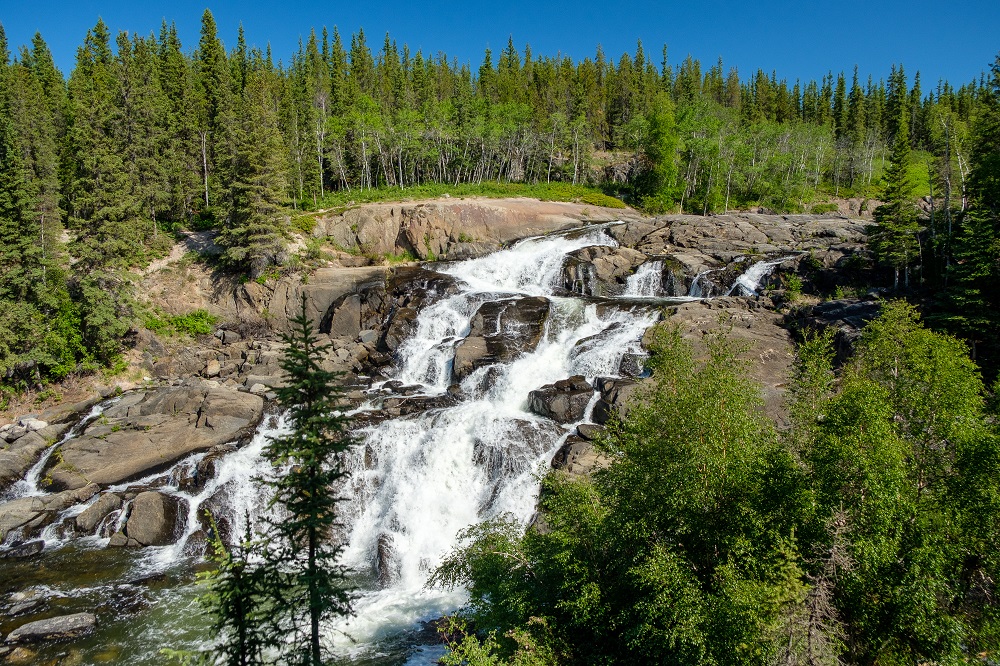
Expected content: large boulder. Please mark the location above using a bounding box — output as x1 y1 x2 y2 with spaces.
452 297 550 381
121 491 185 546
75 493 123 534
5 612 97 644
45 382 263 491
591 378 642 425
528 376 594 423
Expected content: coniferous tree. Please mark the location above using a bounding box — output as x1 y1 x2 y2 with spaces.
871 107 920 288
194 9 234 213
218 70 290 278
198 518 274 666
261 299 355 666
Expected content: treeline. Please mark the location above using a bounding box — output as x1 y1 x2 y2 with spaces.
1 11 998 389
434 305 1000 666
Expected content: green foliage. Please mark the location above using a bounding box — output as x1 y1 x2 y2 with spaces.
196 515 275 666
436 306 1000 665
143 308 218 337
810 202 839 214
259 297 355 665
783 273 803 301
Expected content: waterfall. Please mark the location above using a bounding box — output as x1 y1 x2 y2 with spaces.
688 269 717 298
623 260 663 298
725 256 799 297
0 224 663 663
328 229 658 653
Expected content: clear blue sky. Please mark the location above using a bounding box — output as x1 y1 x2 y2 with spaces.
3 0 998 89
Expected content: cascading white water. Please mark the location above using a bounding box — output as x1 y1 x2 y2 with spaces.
725 256 799 296
688 269 717 298
328 229 657 654
4 402 110 501
623 260 664 298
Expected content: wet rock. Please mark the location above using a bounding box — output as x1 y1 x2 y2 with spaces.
380 306 420 354
452 297 550 380
5 612 97 644
528 376 594 423
0 484 100 541
563 246 647 296
75 493 123 534
124 491 185 546
6 589 47 617
0 431 52 491
452 337 489 380
47 382 263 491
551 437 609 477
376 533 395 588
0 540 44 559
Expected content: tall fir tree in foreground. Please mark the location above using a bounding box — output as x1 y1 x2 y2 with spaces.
261 299 354 665
198 300 355 666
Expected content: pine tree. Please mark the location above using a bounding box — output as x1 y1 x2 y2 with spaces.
871 107 920 289
261 299 355 666
218 70 289 278
194 9 234 212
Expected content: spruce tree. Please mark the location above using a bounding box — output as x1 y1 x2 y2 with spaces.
198 519 274 666
218 70 289 278
871 107 920 289
261 299 355 666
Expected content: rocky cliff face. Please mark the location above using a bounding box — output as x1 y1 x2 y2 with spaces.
312 197 640 261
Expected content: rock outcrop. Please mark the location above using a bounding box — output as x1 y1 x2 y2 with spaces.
5 612 97 644
0 484 99 543
606 213 869 296
453 297 550 380
528 376 594 423
312 198 639 262
45 381 263 491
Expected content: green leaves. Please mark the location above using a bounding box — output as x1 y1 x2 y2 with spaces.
436 305 1000 665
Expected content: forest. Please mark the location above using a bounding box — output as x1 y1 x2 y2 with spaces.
1 10 998 393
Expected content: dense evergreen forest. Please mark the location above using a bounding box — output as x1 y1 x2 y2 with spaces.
0 11 998 391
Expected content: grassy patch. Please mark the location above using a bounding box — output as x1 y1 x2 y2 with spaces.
810 202 840 214
382 249 419 264
143 308 219 337
299 181 627 217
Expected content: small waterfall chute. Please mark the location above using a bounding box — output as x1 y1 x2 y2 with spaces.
725 256 800 297
623 260 664 298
